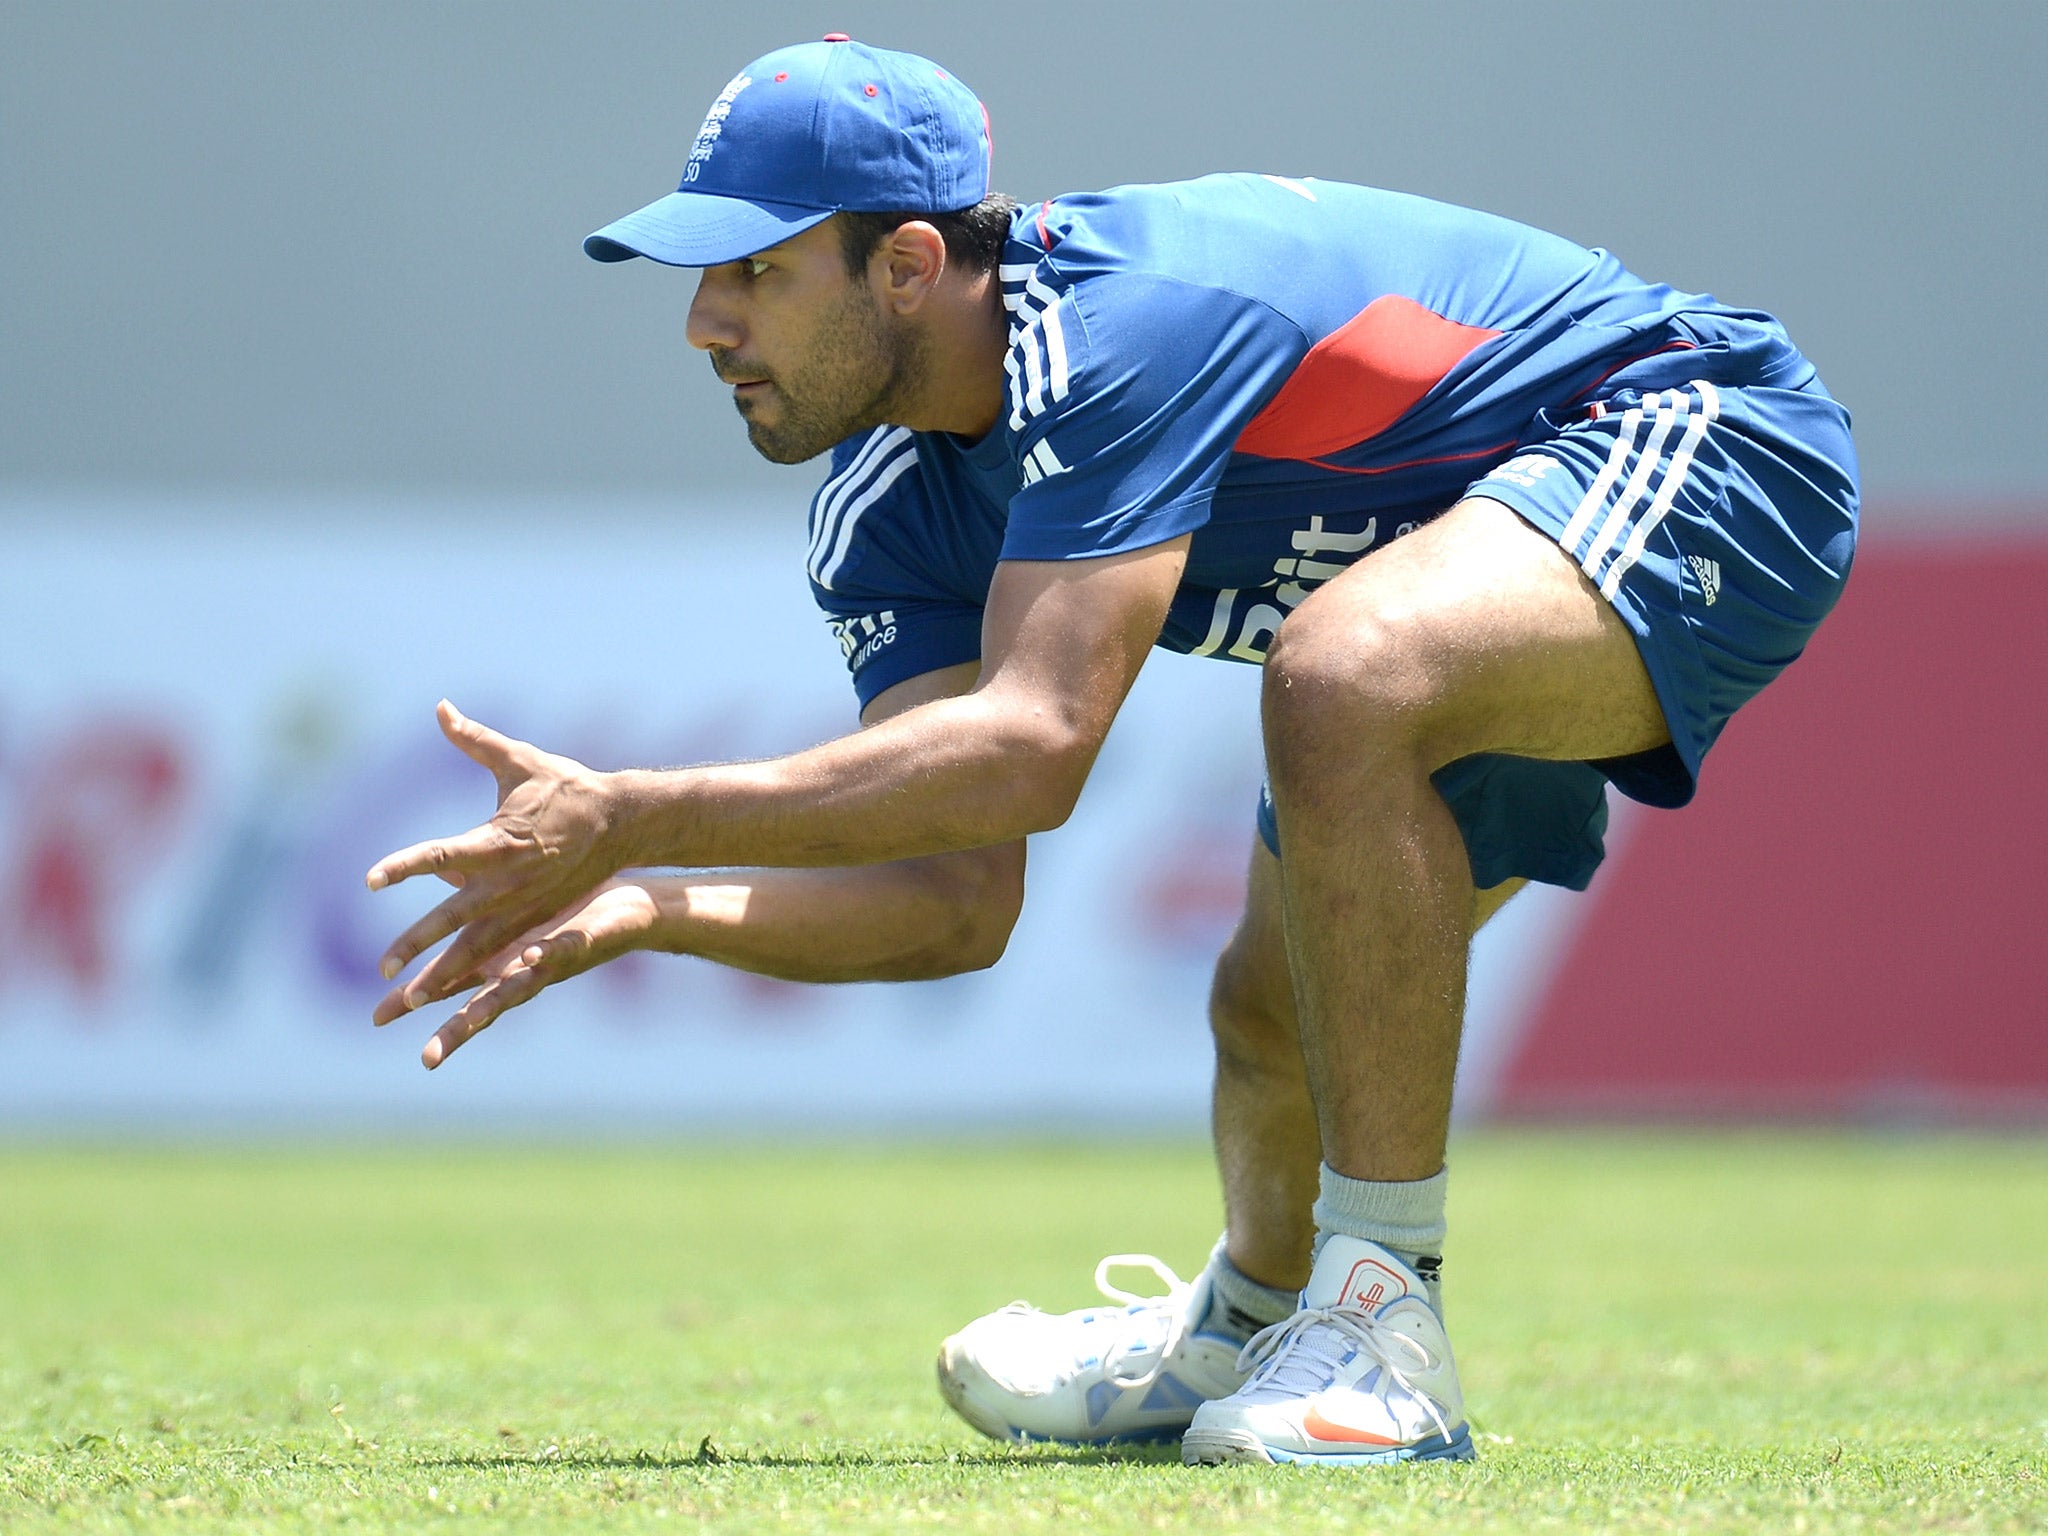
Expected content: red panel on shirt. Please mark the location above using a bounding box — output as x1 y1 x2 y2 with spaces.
1233 295 1501 461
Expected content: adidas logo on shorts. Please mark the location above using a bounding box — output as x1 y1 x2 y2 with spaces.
1686 554 1722 606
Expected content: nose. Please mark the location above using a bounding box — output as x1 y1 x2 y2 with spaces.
685 268 742 353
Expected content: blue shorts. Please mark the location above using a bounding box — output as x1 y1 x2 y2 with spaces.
1257 753 1613 891
1258 323 1860 890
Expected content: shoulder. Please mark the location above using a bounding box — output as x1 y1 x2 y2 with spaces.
999 181 1321 388
807 427 1001 609
806 425 925 595
805 428 997 709
999 259 1307 462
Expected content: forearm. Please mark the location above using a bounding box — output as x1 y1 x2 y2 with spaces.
611 690 1088 871
369 545 1183 1017
638 844 1025 982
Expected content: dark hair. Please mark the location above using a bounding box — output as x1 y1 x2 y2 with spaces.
836 192 1019 278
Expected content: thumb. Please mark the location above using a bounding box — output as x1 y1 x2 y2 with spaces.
437 699 525 776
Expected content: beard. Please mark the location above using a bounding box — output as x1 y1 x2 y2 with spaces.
727 284 924 465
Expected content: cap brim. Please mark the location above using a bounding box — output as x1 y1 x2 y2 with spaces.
583 190 834 267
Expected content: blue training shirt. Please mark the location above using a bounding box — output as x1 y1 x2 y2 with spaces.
807 173 1814 706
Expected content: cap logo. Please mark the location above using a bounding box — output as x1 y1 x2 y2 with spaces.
585 42 989 268
682 73 754 184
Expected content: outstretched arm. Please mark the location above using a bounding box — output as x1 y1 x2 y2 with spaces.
394 663 1027 1066
372 534 1186 1028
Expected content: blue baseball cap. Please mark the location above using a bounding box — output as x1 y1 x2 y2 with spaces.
584 36 992 268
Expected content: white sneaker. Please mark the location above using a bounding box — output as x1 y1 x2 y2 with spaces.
936 1253 1252 1444
1181 1235 1474 1466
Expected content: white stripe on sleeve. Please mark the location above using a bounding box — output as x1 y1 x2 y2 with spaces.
1020 320 1048 419
808 426 905 573
1005 344 1027 432
1040 299 1070 403
808 427 912 583
813 440 919 590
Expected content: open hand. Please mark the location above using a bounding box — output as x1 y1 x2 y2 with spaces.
407 879 663 1068
367 701 628 1024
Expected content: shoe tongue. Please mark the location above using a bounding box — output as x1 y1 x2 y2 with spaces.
1303 1234 1420 1313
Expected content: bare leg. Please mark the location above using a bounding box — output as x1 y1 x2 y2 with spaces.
1210 831 1524 1290
1260 497 1669 1182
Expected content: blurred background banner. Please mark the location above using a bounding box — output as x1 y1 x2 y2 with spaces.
1 500 1271 1128
1493 537 2048 1121
4 2 2044 1129
0 497 1620 1129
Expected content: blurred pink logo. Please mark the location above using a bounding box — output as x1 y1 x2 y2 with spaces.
6 720 188 1000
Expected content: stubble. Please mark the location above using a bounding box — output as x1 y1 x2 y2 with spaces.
734 284 926 465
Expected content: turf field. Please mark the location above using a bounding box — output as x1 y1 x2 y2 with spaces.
1 1135 2043 1533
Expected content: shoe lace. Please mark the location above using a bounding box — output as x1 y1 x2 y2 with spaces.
1235 1304 1453 1447
1091 1254 1194 1390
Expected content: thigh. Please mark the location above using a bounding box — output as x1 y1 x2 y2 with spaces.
1466 378 1857 805
1284 493 1673 769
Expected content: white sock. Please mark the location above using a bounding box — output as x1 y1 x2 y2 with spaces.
1311 1162 1448 1312
1202 1236 1298 1343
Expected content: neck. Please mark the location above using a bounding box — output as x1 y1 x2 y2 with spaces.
891 268 1010 440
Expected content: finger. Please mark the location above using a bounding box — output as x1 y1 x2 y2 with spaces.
518 925 599 980
373 902 523 1026
372 944 491 1024
376 881 497 981
372 982 412 1028
399 899 561 1013
423 961 549 1069
365 824 506 892
436 699 529 779
375 906 544 1023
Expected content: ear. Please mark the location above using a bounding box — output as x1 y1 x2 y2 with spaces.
875 220 947 316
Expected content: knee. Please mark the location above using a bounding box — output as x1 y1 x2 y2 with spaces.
1261 586 1440 772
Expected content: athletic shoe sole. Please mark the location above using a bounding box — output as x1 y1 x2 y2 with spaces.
1181 1424 1476 1466
935 1341 1196 1448
934 1337 1015 1441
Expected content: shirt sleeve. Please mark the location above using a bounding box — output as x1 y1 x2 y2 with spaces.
806 428 987 711
998 271 1307 562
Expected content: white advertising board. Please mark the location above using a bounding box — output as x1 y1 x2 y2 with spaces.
0 496 1578 1130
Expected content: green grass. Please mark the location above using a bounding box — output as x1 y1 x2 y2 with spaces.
1 1134 2044 1532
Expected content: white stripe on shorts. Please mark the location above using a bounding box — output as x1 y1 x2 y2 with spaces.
1558 401 1646 552
1580 389 1686 576
1601 380 1721 599
1553 383 1720 598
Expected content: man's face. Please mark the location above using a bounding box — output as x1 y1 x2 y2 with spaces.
685 218 919 465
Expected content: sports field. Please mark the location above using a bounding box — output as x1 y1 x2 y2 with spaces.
1 1135 2042 1533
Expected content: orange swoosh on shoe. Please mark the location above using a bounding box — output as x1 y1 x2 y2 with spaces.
1301 1406 1403 1447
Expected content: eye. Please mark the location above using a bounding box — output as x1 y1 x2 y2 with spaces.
745 257 771 278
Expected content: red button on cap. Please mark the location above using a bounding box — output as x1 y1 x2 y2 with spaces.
822 33 851 42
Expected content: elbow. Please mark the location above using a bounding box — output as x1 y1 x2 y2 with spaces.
1003 725 1100 837
901 843 1026 978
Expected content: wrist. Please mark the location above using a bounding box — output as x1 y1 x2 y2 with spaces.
638 875 733 958
599 767 669 869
